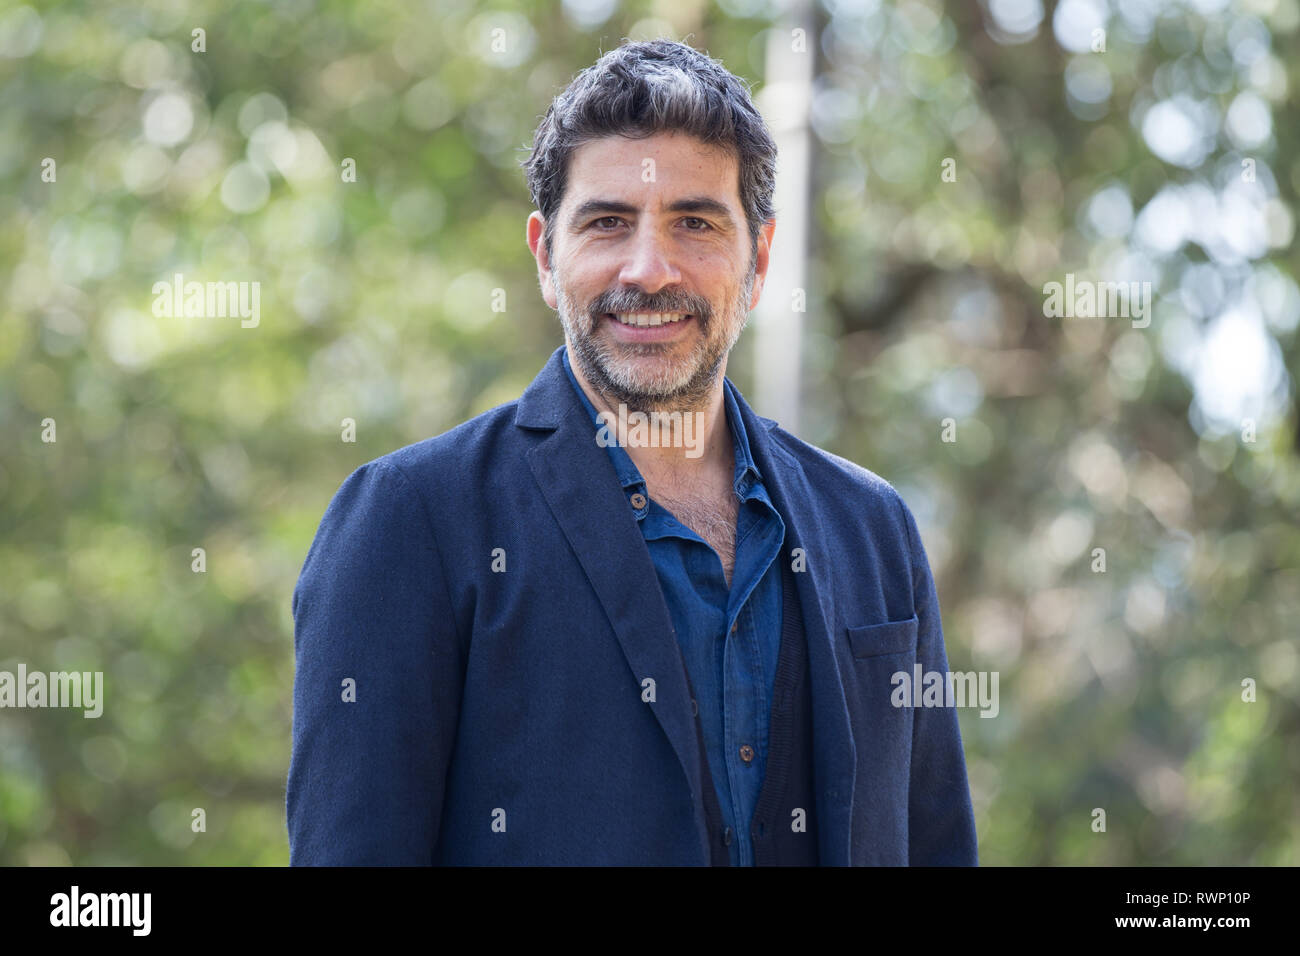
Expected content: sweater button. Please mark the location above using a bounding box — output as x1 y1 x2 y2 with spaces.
739 744 754 763
691 698 698 716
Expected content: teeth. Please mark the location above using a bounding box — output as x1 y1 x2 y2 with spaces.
612 313 687 327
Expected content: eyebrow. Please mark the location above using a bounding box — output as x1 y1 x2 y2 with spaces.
567 196 737 230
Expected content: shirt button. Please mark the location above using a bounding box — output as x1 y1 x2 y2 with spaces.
722 826 734 846
739 744 754 763
730 622 737 633
630 492 647 510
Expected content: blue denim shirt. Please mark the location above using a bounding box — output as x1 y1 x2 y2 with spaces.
561 347 785 865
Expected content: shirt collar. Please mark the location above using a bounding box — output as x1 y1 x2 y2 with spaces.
560 346 765 501
721 370 763 497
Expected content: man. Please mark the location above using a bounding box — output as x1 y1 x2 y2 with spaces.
287 39 977 866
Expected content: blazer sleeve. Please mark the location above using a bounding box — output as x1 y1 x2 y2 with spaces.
287 458 463 865
897 494 979 866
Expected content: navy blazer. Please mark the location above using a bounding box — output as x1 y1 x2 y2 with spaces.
287 346 978 865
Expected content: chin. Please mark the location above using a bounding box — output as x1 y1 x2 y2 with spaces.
609 361 695 396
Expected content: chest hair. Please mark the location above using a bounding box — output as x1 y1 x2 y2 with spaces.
652 486 740 587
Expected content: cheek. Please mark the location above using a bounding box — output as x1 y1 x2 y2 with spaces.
563 261 613 299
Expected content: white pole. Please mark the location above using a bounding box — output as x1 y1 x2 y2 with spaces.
753 4 814 434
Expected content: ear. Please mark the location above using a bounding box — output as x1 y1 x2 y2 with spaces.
527 211 558 310
748 218 776 311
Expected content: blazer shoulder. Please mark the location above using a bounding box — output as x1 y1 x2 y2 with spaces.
360 399 523 484
765 421 908 510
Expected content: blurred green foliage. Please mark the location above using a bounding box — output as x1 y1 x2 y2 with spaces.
1 0 1297 864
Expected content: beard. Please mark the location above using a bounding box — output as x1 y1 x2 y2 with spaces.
554 256 756 416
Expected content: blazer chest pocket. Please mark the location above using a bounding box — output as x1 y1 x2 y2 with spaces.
846 615 918 659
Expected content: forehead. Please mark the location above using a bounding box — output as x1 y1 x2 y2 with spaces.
563 131 741 210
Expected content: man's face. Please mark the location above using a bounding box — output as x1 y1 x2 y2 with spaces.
528 130 774 413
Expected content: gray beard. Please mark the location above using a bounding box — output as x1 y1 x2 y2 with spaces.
558 265 755 416
567 324 728 415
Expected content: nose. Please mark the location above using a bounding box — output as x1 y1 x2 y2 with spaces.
617 224 681 294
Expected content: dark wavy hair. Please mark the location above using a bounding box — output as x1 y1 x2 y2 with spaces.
521 38 777 260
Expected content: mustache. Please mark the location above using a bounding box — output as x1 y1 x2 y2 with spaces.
586 288 712 323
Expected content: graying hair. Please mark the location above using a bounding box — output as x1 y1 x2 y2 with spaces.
521 39 777 260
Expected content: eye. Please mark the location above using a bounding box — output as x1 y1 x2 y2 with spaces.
592 216 623 230
682 217 711 231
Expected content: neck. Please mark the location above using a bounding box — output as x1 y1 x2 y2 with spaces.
567 348 733 486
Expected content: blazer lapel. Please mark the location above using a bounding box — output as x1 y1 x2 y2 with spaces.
516 348 708 848
730 381 857 866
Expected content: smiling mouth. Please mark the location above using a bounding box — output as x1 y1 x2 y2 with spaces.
604 312 692 327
